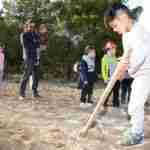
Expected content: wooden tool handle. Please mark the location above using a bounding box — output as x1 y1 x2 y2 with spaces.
80 73 117 136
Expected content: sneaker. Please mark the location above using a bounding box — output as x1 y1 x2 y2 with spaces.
80 103 90 108
80 102 86 108
87 103 93 107
87 100 94 107
121 128 144 146
19 96 25 100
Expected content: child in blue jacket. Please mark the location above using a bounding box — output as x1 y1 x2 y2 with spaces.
80 46 96 107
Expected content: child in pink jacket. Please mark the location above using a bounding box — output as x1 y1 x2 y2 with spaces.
0 47 4 88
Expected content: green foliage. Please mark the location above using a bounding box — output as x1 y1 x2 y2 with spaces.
1 0 121 79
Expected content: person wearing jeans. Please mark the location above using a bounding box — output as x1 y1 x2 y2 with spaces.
19 21 40 100
121 72 133 104
79 46 96 108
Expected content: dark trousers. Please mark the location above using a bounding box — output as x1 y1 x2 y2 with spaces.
121 78 133 103
104 80 120 107
80 82 94 103
20 60 39 96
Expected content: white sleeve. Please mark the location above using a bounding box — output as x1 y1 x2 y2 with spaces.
129 46 146 74
122 34 132 61
122 34 130 53
128 30 148 74
122 30 147 74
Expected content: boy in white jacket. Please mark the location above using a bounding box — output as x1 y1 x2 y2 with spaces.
105 3 150 146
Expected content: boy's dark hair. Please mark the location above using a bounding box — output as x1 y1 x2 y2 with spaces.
84 45 95 54
131 6 143 20
104 3 132 28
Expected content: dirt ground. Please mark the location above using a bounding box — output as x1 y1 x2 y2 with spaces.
0 80 150 150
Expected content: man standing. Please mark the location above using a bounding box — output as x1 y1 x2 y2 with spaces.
19 21 41 100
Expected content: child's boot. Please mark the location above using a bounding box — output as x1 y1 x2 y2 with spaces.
87 95 94 105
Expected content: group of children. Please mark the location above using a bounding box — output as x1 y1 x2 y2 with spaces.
78 41 133 108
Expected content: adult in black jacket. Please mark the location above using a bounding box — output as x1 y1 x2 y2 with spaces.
19 22 40 100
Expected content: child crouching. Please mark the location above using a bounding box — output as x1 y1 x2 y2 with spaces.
80 46 96 108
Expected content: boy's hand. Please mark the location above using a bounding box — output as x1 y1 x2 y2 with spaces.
114 60 128 80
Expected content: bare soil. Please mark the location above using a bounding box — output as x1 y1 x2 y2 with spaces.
0 80 149 150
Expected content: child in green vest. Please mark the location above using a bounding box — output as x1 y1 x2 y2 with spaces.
101 41 120 107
